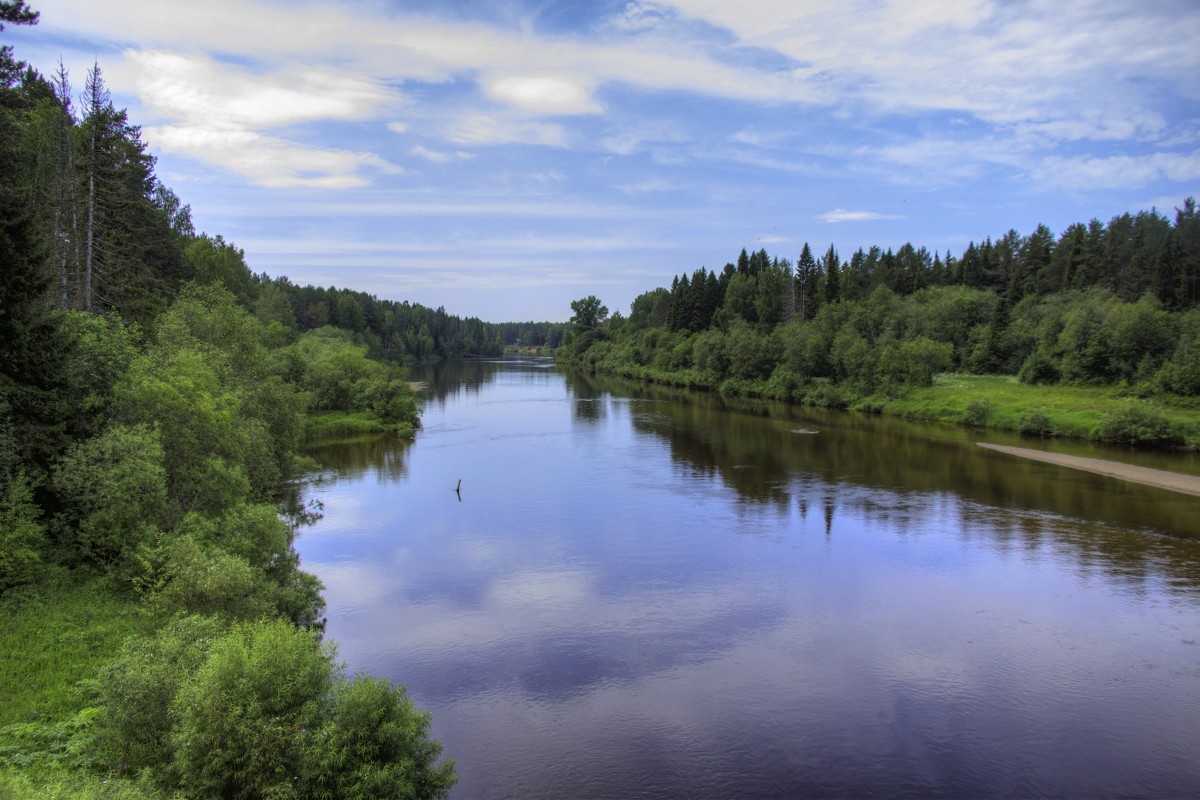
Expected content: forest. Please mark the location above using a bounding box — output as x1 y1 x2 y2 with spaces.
3 0 1200 793
557 200 1200 447
1 5 456 797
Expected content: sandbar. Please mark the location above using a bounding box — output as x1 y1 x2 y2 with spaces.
977 443 1200 497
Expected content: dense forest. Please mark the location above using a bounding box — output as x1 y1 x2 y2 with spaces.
558 199 1200 446
1 6 455 797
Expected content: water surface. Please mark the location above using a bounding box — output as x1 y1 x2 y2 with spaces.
297 359 1200 799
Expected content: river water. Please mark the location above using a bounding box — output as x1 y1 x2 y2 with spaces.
296 358 1200 799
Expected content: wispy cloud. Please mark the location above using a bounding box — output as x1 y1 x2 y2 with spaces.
409 146 473 163
23 0 1200 320
442 114 570 148
818 209 902 224
122 49 399 187
1034 150 1200 191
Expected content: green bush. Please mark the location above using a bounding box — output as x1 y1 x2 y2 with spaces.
962 399 993 427
90 615 224 777
1094 403 1183 446
52 425 167 572
165 619 456 799
0 471 46 594
1017 348 1060 385
1018 410 1055 437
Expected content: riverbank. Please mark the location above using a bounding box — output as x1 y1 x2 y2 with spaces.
305 409 417 438
978 443 1200 496
872 374 1200 447
562 357 1200 450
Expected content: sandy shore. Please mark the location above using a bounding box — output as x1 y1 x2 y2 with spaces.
977 443 1200 497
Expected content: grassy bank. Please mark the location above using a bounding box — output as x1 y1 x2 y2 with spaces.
867 374 1200 445
305 410 415 439
0 574 156 799
569 355 1200 448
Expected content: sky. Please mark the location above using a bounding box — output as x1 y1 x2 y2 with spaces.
9 0 1200 322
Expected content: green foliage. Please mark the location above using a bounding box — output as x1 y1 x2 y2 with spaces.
878 336 953 389
305 410 388 438
1094 403 1184 447
57 311 140 438
304 676 456 800
52 424 166 572
182 235 253 307
0 765 164 799
962 399 993 427
90 615 224 777
1017 409 1056 437
119 348 251 516
291 327 420 433
569 295 608 331
117 286 309 512
171 619 334 799
0 577 148 733
0 470 46 594
726 320 779 381
145 507 324 627
150 535 276 621
356 377 420 426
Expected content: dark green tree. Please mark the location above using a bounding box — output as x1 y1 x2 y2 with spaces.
823 244 840 304
570 295 608 330
795 243 819 321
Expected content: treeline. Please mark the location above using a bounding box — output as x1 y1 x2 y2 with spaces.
0 28 546 365
559 200 1200 444
254 278 568 360
2 7 453 798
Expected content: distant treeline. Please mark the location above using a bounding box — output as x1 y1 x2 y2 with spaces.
559 198 1200 410
251 276 567 361
0 49 561 366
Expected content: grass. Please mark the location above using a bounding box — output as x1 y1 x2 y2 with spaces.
0 766 167 799
0 572 155 798
304 410 387 438
0 573 148 731
871 374 1200 443
305 410 418 439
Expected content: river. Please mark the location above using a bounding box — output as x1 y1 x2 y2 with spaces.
295 358 1200 799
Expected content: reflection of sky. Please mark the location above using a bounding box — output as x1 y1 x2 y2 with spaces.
297 363 1200 799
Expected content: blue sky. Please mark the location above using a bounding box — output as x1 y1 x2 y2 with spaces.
11 0 1200 322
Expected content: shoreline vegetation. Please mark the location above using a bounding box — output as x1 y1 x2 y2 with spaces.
1 286 454 799
555 198 1200 452
3 3 1200 794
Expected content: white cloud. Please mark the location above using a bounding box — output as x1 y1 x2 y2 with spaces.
409 145 473 163
443 113 569 148
126 50 397 129
1034 150 1200 191
657 0 1200 141
483 74 602 115
145 124 399 188
818 209 901 223
606 1 672 32
121 49 399 187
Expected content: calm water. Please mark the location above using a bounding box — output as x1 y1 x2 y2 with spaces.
296 359 1200 799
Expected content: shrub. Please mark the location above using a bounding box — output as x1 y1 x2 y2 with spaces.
0 470 46 594
1018 410 1055 438
962 399 993 427
52 425 167 571
1018 349 1061 385
1094 403 1183 447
